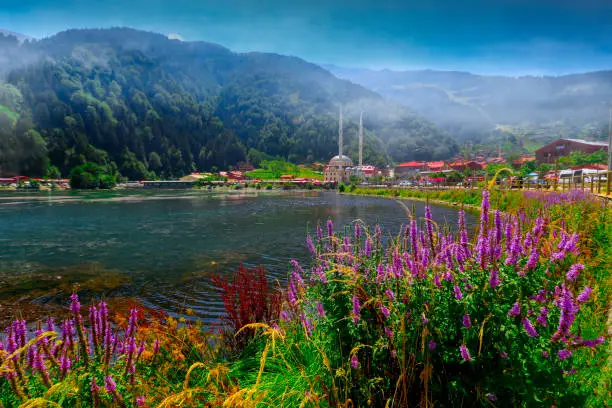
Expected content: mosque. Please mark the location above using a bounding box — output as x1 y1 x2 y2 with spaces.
324 109 372 183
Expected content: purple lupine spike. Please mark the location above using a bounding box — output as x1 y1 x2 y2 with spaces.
385 289 395 301
566 264 584 282
90 378 100 393
508 302 521 317
536 307 549 327
69 293 81 315
458 210 468 249
316 301 326 318
522 317 539 337
420 247 430 271
564 233 579 254
462 314 472 328
425 205 434 246
576 286 592 303
434 273 442 288
45 317 55 333
364 238 372 257
15 320 26 348
105 375 117 393
489 269 500 288
299 313 313 336
459 345 472 361
350 354 359 369
376 263 386 283
525 249 539 271
552 285 578 342
581 337 605 347
136 396 146 407
375 224 382 241
557 349 572 360
126 307 138 338
428 340 437 350
316 224 323 240
392 251 403 277
542 350 549 358
479 190 490 234
290 260 304 284
351 296 361 324
326 219 333 237
494 210 502 244
380 305 390 319
384 326 394 338
306 236 316 255
410 219 419 259
453 285 463 300
60 354 72 377
354 223 361 240
313 265 328 284
443 271 454 282
342 236 351 254
288 278 298 306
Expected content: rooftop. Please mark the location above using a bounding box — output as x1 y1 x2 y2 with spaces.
561 138 608 147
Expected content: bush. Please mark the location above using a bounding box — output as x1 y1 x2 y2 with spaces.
69 162 116 189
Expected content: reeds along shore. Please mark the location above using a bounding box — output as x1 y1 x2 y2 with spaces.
0 189 609 407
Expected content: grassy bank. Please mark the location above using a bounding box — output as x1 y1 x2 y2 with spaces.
0 189 609 407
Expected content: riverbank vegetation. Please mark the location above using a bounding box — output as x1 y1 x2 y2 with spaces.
1 189 609 407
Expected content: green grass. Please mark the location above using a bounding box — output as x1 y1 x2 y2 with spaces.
246 168 323 181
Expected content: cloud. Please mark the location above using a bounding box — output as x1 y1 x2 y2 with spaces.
167 32 184 41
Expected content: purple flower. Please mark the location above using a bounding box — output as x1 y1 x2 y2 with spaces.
425 205 434 246
316 225 323 240
459 345 472 361
486 393 497 402
428 340 437 350
306 236 316 255
508 302 521 317
453 285 463 300
385 289 395 301
352 296 361 324
542 351 549 358
316 301 326 318
576 286 592 303
489 269 500 288
552 285 578 342
525 249 539 271
581 337 605 347
364 238 372 257
500 350 508 359
327 219 333 237
60 354 72 377
557 349 572 360
350 355 359 369
522 317 539 337
69 293 81 314
105 375 117 393
384 326 394 338
462 314 471 328
380 305 390 319
566 264 584 282
136 396 146 407
536 307 549 327
421 314 429 325
280 310 290 322
354 223 361 239
90 378 100 393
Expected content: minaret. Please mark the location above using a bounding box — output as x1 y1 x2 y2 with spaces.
338 105 343 162
359 111 364 167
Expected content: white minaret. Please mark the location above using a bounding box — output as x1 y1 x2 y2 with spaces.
359 111 364 167
338 105 343 163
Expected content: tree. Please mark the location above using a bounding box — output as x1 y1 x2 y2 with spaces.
69 162 116 189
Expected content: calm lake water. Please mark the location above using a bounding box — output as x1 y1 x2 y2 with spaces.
0 190 475 323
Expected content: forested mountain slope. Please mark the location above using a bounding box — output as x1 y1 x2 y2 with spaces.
0 28 456 178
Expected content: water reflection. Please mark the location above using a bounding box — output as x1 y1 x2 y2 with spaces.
0 191 476 323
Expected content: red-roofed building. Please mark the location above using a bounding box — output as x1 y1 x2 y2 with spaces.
535 139 608 164
449 160 485 171
426 161 447 172
394 161 426 177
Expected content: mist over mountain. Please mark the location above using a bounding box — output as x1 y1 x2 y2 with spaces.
326 65 612 150
0 27 457 178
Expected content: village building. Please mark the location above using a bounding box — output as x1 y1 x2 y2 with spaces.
323 155 353 183
394 161 427 177
449 160 486 172
535 139 608 164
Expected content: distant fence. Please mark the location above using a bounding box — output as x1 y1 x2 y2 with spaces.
385 170 612 197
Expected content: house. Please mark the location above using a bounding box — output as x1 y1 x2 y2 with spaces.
426 161 447 172
280 174 295 180
394 161 426 177
535 139 608 164
449 160 485 172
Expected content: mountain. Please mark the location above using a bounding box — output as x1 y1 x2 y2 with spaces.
326 65 612 152
0 28 456 178
0 29 32 44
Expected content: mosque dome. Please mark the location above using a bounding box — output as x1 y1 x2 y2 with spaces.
329 155 353 167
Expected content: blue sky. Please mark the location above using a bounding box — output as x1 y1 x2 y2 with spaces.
2 0 612 75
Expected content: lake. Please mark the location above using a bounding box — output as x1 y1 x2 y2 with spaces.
0 190 476 324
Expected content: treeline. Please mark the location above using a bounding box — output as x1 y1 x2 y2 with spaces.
0 28 458 180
